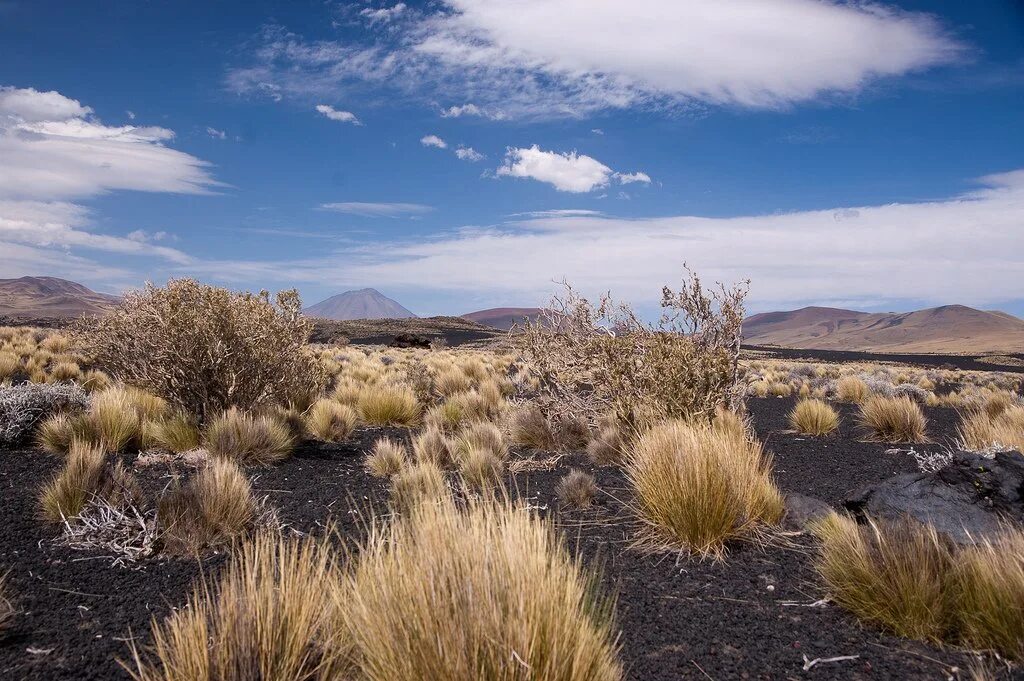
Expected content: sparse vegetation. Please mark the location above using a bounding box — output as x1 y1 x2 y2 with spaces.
858 395 929 443
959 405 1024 453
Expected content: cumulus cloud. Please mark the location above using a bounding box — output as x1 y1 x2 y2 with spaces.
319 201 433 217
228 0 963 118
0 86 217 270
455 146 484 162
315 104 361 124
496 146 648 193
420 134 447 149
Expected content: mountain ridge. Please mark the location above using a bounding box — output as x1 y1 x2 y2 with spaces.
303 288 417 320
0 276 120 318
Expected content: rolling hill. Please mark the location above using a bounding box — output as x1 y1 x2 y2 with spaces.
461 307 542 331
0 276 119 318
744 304 1024 354
303 288 417 320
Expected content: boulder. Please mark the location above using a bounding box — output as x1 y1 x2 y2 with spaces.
844 450 1024 544
389 333 432 349
782 493 833 532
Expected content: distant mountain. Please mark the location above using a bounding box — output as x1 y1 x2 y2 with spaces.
0 276 120 318
461 307 543 331
744 304 1024 354
303 288 417 320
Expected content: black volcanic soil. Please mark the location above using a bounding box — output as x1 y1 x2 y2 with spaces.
744 344 1024 375
0 399 1013 680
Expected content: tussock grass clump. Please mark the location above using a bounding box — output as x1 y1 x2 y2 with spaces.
836 375 869 403
983 392 1014 420
158 459 256 552
452 422 508 462
357 385 421 426
143 413 200 453
305 399 358 442
625 420 783 558
341 498 622 681
458 447 505 491
131 533 347 680
958 406 1024 453
365 437 408 478
0 352 21 379
815 515 1024 659
507 405 557 450
433 367 472 397
556 469 598 508
390 461 448 512
204 408 294 465
424 400 464 432
587 417 626 466
410 425 451 466
48 361 81 382
788 398 840 435
36 413 85 456
858 395 928 443
39 440 106 522
90 387 143 451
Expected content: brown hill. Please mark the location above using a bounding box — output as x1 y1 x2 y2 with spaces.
461 307 542 331
303 288 417 320
0 276 119 318
744 304 1024 354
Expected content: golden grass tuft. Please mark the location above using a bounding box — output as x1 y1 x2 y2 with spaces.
390 460 449 512
836 375 869 403
433 367 472 397
203 408 294 465
365 437 408 478
143 413 200 453
858 395 929 443
38 440 107 522
507 405 557 450
157 458 256 552
90 387 143 451
341 498 622 681
556 469 598 508
958 405 1024 453
410 425 452 466
452 422 508 463
304 399 358 442
47 361 81 382
130 533 347 680
625 420 783 558
587 416 626 466
357 385 421 426
788 398 840 436
955 530 1024 659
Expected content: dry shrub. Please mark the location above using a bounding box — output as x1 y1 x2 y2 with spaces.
556 469 598 508
958 406 1024 453
357 385 421 426
157 459 256 553
130 533 347 680
507 404 557 450
858 395 929 443
143 413 200 453
1 381 89 446
814 515 1024 659
39 441 138 522
836 375 869 403
365 437 408 478
78 279 325 423
204 408 294 465
390 461 448 512
788 398 840 435
341 498 622 680
517 266 747 429
410 426 452 466
625 420 783 558
305 400 358 442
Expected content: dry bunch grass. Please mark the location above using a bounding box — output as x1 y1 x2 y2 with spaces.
556 469 598 508
38 440 139 522
788 398 840 436
357 385 421 426
365 437 408 478
410 425 452 466
625 420 783 558
157 458 257 553
204 408 293 465
836 376 869 403
390 461 448 512
858 395 929 443
143 412 200 453
958 406 1024 453
305 399 358 442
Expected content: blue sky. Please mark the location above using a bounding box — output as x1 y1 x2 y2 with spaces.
1 0 1022 317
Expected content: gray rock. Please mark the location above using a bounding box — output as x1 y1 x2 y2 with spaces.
782 493 833 532
844 450 1024 544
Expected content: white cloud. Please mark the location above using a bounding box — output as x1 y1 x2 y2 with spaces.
420 134 447 149
206 126 227 139
614 171 651 185
455 146 484 162
319 201 433 217
360 3 407 25
496 145 646 193
440 102 505 120
126 110 136 120
229 1 963 118
199 170 1024 312
315 104 361 125
0 86 217 270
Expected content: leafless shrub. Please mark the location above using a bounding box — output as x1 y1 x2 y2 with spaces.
0 381 88 446
76 279 326 423
516 265 747 429
58 500 159 568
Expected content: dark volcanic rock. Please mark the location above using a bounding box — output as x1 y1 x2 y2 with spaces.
782 492 833 531
845 450 1024 543
389 332 432 349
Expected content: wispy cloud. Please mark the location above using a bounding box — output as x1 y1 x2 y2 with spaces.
315 104 361 125
206 126 227 139
455 146 485 162
318 201 433 217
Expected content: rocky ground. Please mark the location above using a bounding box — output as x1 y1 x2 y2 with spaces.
0 396 1018 680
